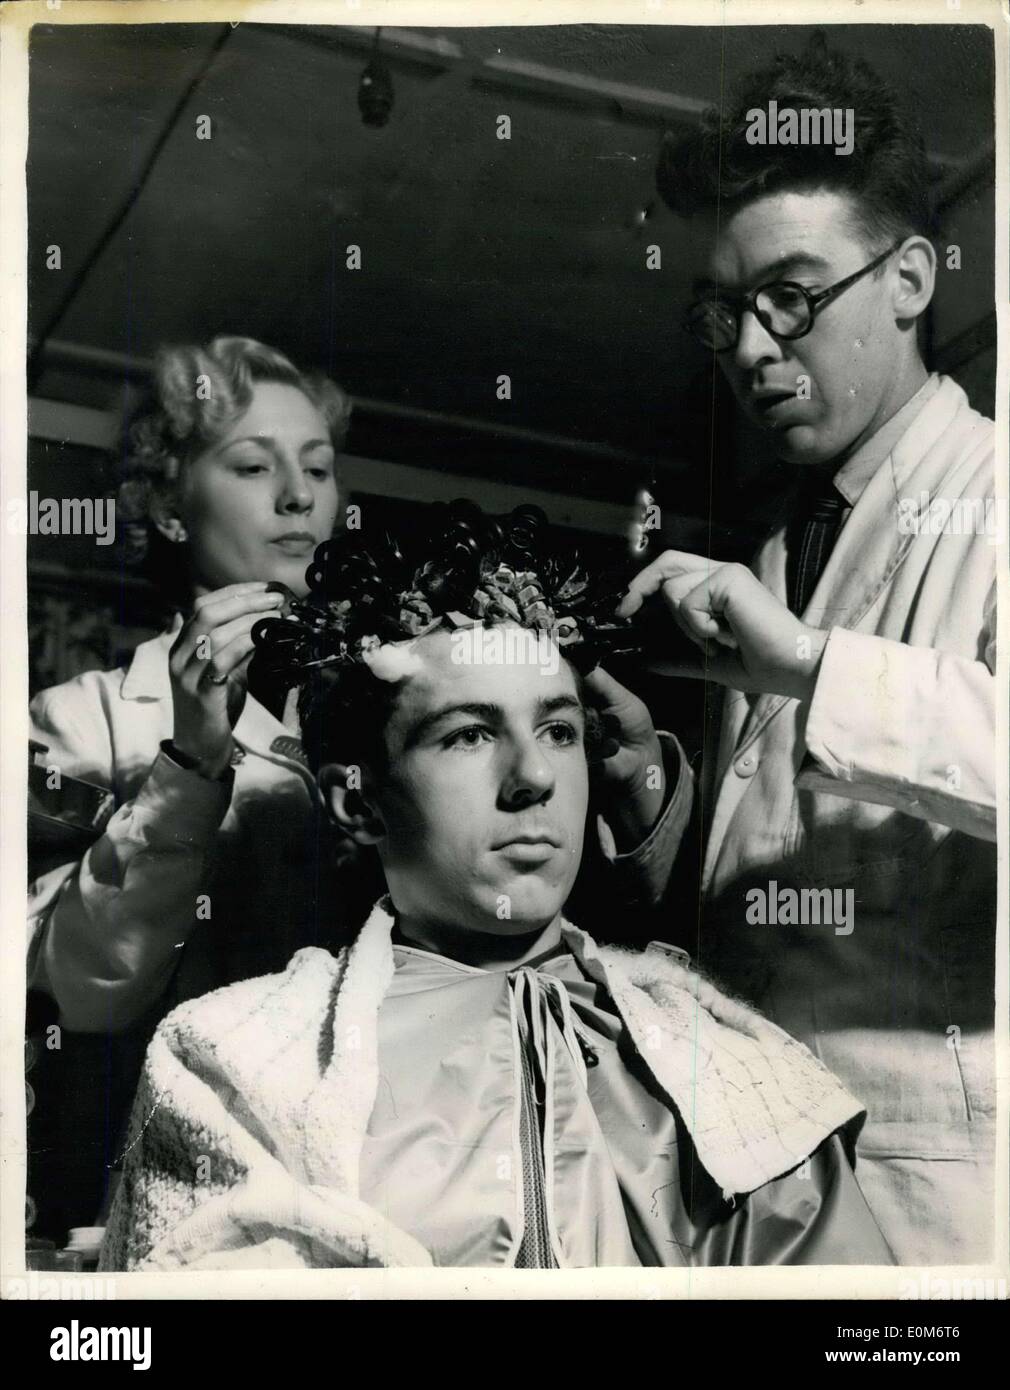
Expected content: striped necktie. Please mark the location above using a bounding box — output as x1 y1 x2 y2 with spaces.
785 482 849 616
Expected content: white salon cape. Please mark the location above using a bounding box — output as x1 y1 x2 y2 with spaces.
359 938 891 1266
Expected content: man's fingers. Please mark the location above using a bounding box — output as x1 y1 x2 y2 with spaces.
581 665 627 708
656 574 737 654
658 582 707 651
618 550 720 618
650 569 738 650
658 571 708 611
587 733 622 766
677 577 740 649
582 665 656 744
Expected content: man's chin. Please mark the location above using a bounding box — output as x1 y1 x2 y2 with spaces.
771 423 839 467
470 879 569 936
477 903 565 937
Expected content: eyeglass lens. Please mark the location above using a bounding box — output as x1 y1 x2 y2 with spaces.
689 282 812 350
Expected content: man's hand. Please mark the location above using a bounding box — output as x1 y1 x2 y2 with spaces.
583 666 667 851
618 551 827 701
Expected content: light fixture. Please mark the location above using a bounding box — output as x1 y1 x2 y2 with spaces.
358 29 393 127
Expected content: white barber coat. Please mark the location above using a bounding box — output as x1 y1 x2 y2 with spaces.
697 375 997 1264
28 627 346 1033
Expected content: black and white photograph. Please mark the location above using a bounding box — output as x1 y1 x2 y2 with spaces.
3 0 1007 1320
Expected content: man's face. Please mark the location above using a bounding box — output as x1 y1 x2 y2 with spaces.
369 624 589 938
687 189 905 466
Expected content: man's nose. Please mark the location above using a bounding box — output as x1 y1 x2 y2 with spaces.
732 307 784 373
500 736 555 808
276 459 313 513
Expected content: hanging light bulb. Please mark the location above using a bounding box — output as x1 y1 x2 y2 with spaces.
358 29 394 127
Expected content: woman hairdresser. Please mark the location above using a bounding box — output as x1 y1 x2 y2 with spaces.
28 336 352 1034
29 336 690 1039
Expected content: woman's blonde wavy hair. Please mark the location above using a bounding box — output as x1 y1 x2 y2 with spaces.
115 335 352 571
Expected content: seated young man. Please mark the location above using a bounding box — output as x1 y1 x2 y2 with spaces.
100 505 892 1270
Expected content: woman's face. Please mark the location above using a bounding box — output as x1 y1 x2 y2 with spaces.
175 381 341 597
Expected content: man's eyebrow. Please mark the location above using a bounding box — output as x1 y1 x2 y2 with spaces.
403 701 502 748
692 251 833 296
535 694 585 721
404 694 585 749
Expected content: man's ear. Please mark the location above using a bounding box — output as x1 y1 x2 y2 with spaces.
892 236 936 323
318 762 386 845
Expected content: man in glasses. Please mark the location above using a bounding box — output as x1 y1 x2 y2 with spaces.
625 40 997 1264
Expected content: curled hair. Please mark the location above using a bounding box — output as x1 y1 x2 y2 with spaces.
656 36 937 246
250 501 634 772
114 336 352 573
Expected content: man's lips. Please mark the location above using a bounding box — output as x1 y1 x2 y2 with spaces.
494 842 561 866
750 389 797 411
491 831 563 863
748 389 810 425
491 832 563 850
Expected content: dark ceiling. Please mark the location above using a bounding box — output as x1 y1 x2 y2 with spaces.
26 20 997 521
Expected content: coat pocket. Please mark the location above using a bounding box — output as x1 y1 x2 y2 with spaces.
794 792 946 915
937 916 997 1122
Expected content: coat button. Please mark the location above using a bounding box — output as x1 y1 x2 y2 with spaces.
734 753 758 778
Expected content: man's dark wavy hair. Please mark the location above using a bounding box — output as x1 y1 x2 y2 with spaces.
656 35 937 246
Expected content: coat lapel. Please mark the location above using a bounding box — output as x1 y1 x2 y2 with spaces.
733 513 792 753
232 688 310 771
733 377 969 758
118 617 313 779
119 626 177 700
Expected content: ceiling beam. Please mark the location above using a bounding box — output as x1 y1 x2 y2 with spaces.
259 23 705 128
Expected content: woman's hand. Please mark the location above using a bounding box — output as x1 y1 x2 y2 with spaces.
168 582 285 777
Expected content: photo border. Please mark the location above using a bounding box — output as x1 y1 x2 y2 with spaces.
2 0 1006 1303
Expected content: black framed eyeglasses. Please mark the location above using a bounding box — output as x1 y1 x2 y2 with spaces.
685 240 904 353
